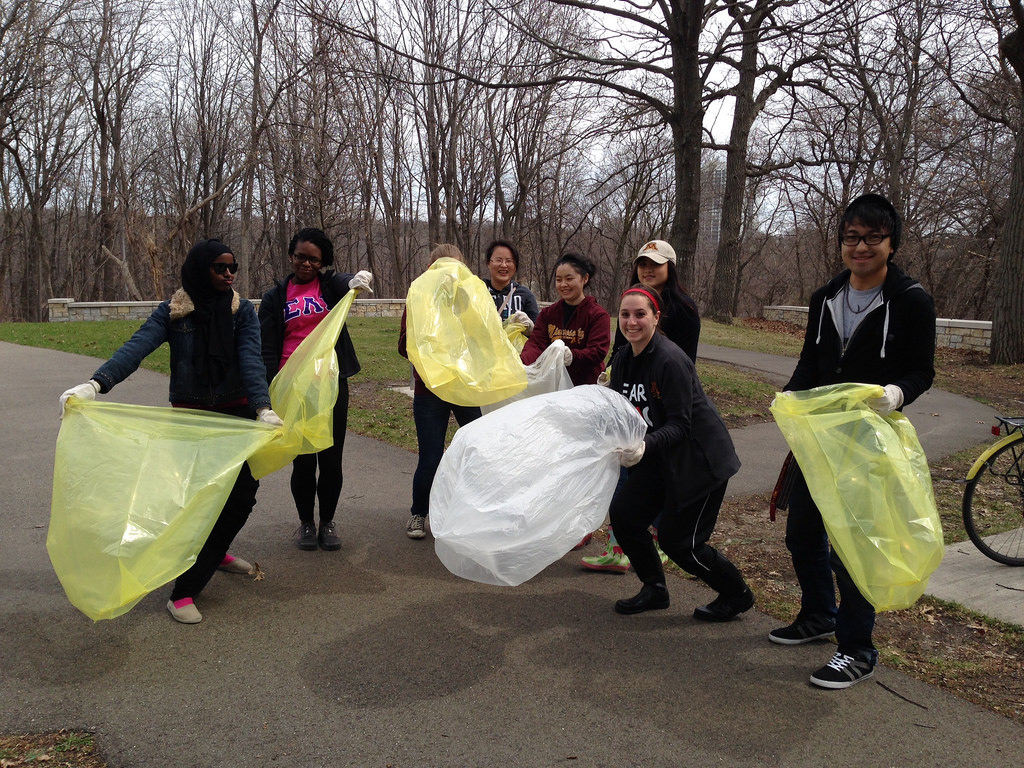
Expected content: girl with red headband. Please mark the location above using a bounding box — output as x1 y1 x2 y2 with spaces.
606 285 754 621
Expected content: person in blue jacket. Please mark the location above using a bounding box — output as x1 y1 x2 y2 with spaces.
59 239 283 624
771 193 935 689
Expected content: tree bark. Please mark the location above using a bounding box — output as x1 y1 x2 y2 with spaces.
990 23 1024 364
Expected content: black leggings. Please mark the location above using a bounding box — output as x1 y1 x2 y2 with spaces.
170 460 259 600
291 379 349 524
609 462 747 598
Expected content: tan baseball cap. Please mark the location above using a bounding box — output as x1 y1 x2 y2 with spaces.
633 240 676 265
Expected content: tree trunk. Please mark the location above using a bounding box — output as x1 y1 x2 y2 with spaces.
667 0 705 290
991 25 1024 364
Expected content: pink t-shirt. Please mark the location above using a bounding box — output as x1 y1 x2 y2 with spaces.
281 279 328 367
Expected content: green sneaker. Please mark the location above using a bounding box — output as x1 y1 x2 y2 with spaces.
581 526 630 573
581 549 630 573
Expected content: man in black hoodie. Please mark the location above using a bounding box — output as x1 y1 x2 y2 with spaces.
769 194 936 689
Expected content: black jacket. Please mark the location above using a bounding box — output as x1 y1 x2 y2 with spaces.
785 262 935 406
258 270 361 383
610 332 740 502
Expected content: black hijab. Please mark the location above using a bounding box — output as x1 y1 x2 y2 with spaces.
181 239 236 385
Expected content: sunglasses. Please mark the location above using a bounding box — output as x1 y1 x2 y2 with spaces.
211 262 239 275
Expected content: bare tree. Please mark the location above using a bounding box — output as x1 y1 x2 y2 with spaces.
989 0 1024 363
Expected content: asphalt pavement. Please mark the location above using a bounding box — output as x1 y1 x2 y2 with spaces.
2 339 1024 767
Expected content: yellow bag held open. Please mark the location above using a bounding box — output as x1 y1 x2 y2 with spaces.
770 383 943 612
405 257 527 406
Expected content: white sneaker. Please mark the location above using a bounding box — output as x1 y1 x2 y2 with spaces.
406 515 427 539
217 555 252 574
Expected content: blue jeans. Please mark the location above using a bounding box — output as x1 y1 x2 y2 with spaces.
786 469 878 664
410 389 480 517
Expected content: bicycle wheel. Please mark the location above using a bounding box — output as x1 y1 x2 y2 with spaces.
962 435 1024 566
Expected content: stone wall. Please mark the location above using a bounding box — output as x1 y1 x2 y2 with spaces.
762 305 992 354
47 297 406 322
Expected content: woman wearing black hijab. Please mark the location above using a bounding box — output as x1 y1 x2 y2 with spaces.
59 239 283 624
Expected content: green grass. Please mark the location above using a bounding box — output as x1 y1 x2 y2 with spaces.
701 318 803 356
0 320 171 375
0 315 811 446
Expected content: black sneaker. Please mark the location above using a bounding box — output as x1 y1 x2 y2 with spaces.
318 520 341 551
809 652 874 689
295 522 318 551
768 618 836 645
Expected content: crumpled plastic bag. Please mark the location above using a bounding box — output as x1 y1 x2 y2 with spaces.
770 383 944 612
481 340 574 415
504 320 529 353
405 257 527 406
48 292 357 620
430 385 647 586
48 402 278 620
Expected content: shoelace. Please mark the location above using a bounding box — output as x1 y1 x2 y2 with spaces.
825 653 856 672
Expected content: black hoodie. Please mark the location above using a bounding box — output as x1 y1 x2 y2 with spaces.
785 262 935 408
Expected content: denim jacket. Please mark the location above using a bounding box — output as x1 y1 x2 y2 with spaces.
92 288 271 412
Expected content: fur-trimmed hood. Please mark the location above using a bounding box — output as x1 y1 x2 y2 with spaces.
169 288 241 320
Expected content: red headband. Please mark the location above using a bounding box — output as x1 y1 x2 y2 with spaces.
621 286 661 313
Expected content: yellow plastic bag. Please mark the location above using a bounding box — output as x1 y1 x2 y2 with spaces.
248 289 355 478
48 401 278 621
770 383 943 612
504 320 528 354
405 257 527 406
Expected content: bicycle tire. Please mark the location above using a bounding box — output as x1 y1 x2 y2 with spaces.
962 434 1024 566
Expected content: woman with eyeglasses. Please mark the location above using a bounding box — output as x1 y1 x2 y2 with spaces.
259 227 372 553
482 239 539 330
58 239 283 624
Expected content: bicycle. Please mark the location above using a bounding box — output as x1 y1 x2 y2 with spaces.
962 415 1024 566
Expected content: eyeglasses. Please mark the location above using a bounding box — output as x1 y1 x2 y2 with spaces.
210 262 239 274
490 258 515 266
841 233 890 247
292 253 322 266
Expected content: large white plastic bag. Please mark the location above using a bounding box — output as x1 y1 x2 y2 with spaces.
481 340 574 415
430 386 647 586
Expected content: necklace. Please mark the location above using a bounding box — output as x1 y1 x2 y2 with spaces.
844 282 884 314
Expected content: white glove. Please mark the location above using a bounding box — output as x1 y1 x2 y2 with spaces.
562 347 574 367
257 408 284 427
867 384 904 415
349 270 374 294
509 310 534 333
617 441 646 467
59 379 100 419
597 369 610 387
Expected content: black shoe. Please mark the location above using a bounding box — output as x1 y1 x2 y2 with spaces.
768 617 836 645
809 652 874 689
318 520 341 551
295 522 318 551
615 584 670 615
693 587 755 622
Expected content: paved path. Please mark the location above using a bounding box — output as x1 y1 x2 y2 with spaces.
2 340 1023 767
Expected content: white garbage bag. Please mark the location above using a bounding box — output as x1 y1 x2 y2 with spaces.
430 385 647 586
481 340 574 415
